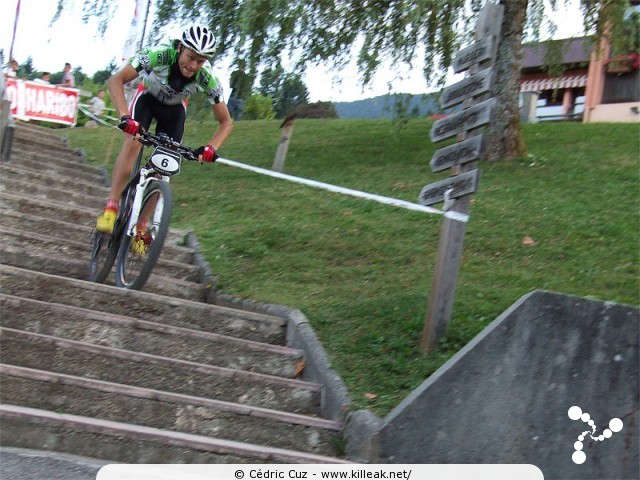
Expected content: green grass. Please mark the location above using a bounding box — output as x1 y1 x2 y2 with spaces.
62 118 640 415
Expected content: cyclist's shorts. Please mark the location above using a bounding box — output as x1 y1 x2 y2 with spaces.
130 87 187 142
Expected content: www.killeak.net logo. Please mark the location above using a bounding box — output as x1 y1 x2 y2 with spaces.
568 406 624 464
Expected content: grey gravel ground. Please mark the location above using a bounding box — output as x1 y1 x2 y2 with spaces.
0 447 109 480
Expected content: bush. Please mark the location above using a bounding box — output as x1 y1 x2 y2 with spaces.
243 94 276 120
294 101 338 119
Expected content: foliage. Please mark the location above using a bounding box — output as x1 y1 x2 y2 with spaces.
62 118 639 415
18 57 36 78
625 11 640 51
55 0 635 160
185 92 213 122
92 60 118 84
149 1 632 86
242 93 276 120
294 102 338 119
258 66 310 118
582 1 640 55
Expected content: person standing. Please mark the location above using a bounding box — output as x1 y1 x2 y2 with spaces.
227 60 252 120
34 72 51 84
61 63 75 87
4 59 19 78
89 90 106 117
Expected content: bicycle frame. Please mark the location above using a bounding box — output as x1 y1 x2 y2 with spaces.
122 134 187 239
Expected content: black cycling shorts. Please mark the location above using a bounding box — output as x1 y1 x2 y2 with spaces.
130 89 187 142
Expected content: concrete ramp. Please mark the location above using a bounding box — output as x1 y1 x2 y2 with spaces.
377 290 638 480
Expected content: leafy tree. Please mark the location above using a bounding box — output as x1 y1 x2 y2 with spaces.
186 92 214 121
242 93 276 120
19 57 35 78
49 71 63 85
92 60 118 84
73 66 88 86
152 0 633 160
56 0 633 160
258 66 310 118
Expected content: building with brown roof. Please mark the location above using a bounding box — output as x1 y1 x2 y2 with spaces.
520 4 640 123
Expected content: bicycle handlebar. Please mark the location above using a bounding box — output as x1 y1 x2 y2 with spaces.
135 131 198 161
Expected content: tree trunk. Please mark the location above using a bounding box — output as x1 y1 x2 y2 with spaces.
486 0 528 161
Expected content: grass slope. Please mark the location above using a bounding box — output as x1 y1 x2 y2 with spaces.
63 119 639 415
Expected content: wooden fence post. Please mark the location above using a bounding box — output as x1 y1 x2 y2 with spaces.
1 99 14 162
272 113 297 173
419 2 504 352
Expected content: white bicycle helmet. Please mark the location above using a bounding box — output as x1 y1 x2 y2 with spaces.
181 25 216 56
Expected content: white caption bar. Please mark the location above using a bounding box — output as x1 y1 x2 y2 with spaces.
97 464 543 480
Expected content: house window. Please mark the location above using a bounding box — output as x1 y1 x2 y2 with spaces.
603 70 640 103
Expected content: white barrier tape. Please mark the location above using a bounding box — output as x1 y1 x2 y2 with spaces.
216 157 444 216
443 210 470 223
77 104 118 128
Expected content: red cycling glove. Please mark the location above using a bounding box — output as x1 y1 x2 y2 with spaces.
118 115 141 135
195 144 219 163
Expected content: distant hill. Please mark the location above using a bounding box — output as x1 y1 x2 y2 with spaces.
334 93 441 119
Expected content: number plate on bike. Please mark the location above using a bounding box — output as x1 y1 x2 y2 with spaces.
149 146 181 176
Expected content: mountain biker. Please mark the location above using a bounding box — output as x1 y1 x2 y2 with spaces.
96 25 233 243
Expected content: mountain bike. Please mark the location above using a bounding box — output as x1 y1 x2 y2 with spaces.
89 131 198 290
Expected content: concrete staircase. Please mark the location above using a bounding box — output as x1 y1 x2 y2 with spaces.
0 123 347 464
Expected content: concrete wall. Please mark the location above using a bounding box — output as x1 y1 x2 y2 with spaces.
376 290 638 480
585 102 640 123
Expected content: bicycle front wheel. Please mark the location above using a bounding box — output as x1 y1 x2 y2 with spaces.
115 180 173 290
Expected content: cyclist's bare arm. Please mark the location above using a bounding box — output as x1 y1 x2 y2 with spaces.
108 64 140 119
208 102 233 151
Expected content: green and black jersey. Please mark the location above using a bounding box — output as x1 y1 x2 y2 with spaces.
130 40 224 106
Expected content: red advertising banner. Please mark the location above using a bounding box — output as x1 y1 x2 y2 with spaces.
4 78 79 126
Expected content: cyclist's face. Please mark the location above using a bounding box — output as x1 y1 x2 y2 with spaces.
178 47 207 78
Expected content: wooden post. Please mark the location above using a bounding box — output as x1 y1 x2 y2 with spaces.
419 2 503 352
0 99 14 162
272 113 297 173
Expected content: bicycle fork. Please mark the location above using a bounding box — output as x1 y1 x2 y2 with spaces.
126 169 170 238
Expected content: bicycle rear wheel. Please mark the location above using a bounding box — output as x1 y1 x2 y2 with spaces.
115 180 173 290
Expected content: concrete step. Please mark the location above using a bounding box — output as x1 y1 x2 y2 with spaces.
0 226 203 282
0 163 109 198
0 294 302 377
0 176 104 210
0 243 208 302
0 209 195 264
9 141 89 165
14 124 69 145
0 327 320 415
0 190 198 250
1 365 341 455
12 128 70 153
0 191 101 228
1 124 347 463
0 405 348 464
0 265 285 344
7 150 104 184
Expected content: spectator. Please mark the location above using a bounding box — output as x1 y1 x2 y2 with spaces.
89 90 106 117
34 72 51 84
4 59 19 77
228 60 253 120
61 62 75 87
